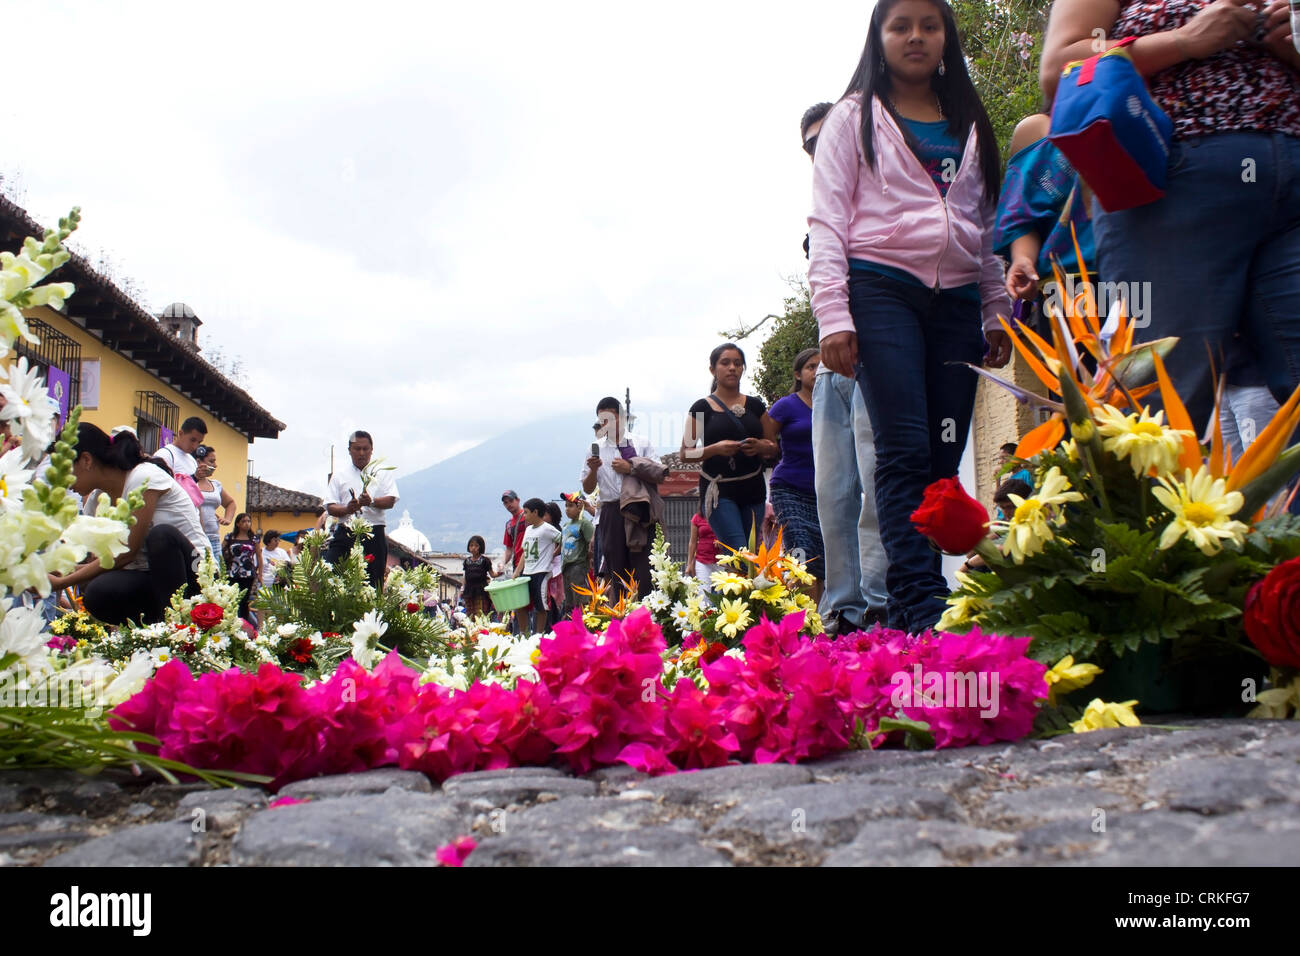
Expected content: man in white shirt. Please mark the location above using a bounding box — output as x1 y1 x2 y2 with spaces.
579 397 659 599
322 430 399 591
155 416 206 477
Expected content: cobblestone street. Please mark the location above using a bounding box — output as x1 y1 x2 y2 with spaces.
4 719 1297 867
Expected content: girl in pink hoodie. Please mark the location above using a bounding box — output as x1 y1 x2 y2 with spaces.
809 0 1012 634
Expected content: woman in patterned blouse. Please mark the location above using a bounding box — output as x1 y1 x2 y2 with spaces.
1041 1 1300 441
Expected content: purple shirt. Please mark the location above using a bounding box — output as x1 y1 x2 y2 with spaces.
769 393 816 495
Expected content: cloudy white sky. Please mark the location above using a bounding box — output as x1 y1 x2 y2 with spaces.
7 0 879 496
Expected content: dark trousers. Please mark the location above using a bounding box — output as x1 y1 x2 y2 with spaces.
83 525 201 626
597 502 653 599
849 271 984 633
323 523 388 590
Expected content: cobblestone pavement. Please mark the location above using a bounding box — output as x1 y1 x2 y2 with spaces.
3 719 1297 866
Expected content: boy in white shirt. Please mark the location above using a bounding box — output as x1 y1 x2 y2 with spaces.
513 497 562 633
155 416 206 478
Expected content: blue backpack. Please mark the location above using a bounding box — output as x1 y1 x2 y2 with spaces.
1049 37 1173 212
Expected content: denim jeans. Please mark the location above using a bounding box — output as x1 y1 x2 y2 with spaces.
1219 384 1281 460
707 497 764 555
1094 131 1300 432
849 271 985 633
812 367 888 627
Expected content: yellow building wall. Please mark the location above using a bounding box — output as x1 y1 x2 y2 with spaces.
10 305 257 515
251 509 323 538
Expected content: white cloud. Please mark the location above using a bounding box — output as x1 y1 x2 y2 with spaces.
13 0 875 496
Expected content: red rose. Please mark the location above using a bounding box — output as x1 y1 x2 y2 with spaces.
288 638 315 664
190 603 225 632
701 642 727 664
181 642 197 655
1244 556 1300 671
365 554 375 563
910 477 990 555
407 602 420 613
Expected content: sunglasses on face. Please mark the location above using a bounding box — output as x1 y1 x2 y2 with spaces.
802 134 818 157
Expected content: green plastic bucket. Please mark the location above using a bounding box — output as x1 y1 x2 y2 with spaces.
485 576 531 612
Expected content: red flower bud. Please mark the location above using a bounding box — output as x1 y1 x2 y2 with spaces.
407 602 420 613
365 554 375 563
1244 556 1300 671
910 477 990 555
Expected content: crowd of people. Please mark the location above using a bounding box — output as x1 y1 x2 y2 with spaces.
25 0 1300 642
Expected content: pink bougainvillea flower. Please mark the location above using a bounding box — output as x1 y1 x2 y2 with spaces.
267 796 310 809
435 836 477 867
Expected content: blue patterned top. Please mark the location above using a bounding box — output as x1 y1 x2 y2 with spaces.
993 137 1094 278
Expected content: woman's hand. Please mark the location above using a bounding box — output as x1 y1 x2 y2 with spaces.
819 331 857 378
709 440 745 458
985 330 1013 369
1005 256 1040 301
1176 0 1257 59
611 457 632 475
1260 1 1300 67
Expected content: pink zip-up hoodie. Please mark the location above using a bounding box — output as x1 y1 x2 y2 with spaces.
808 93 1010 340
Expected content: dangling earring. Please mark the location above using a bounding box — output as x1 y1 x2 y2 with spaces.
938 61 946 76
879 58 886 75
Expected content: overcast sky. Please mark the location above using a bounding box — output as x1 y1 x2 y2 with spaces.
7 0 878 496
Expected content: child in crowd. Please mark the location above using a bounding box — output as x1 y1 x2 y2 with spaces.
513 497 562 633
544 502 565 623
686 512 720 594
260 530 290 589
560 492 595 615
462 535 493 618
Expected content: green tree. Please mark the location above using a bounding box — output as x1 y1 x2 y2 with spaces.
951 0 1051 158
724 281 817 407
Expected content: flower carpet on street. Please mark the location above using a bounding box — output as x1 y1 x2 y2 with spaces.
107 608 1050 789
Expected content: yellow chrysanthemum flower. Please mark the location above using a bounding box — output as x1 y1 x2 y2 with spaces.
752 582 789 604
1095 405 1190 478
1152 466 1249 556
937 592 988 632
710 571 752 596
1044 655 1103 706
716 598 753 638
1070 698 1140 733
993 467 1083 564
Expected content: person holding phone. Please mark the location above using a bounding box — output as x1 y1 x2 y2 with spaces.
680 343 778 553
580 396 659 597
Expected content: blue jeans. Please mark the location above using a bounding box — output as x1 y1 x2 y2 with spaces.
812 367 888 626
1094 131 1300 432
707 497 764 556
849 271 985 633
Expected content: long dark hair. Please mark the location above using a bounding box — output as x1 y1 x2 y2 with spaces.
709 342 746 394
227 513 253 541
74 423 173 476
843 0 1001 200
791 348 820 394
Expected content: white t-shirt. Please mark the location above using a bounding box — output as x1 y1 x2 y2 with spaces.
578 431 656 503
155 443 197 478
123 462 211 570
261 546 290 586
520 522 562 575
325 460 400 527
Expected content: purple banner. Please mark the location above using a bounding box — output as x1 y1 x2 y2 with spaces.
160 426 174 449
45 366 71 432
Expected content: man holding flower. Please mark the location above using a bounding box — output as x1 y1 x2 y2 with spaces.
323 430 399 590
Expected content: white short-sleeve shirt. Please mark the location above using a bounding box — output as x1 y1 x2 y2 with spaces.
325 460 400 527
123 462 211 570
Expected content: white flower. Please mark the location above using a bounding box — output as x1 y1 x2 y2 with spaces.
60 514 132 567
0 447 33 510
276 622 300 638
350 610 388 669
642 590 671 612
101 651 158 705
206 631 231 653
0 357 57 453
670 602 692 627
0 599 51 678
148 647 174 667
